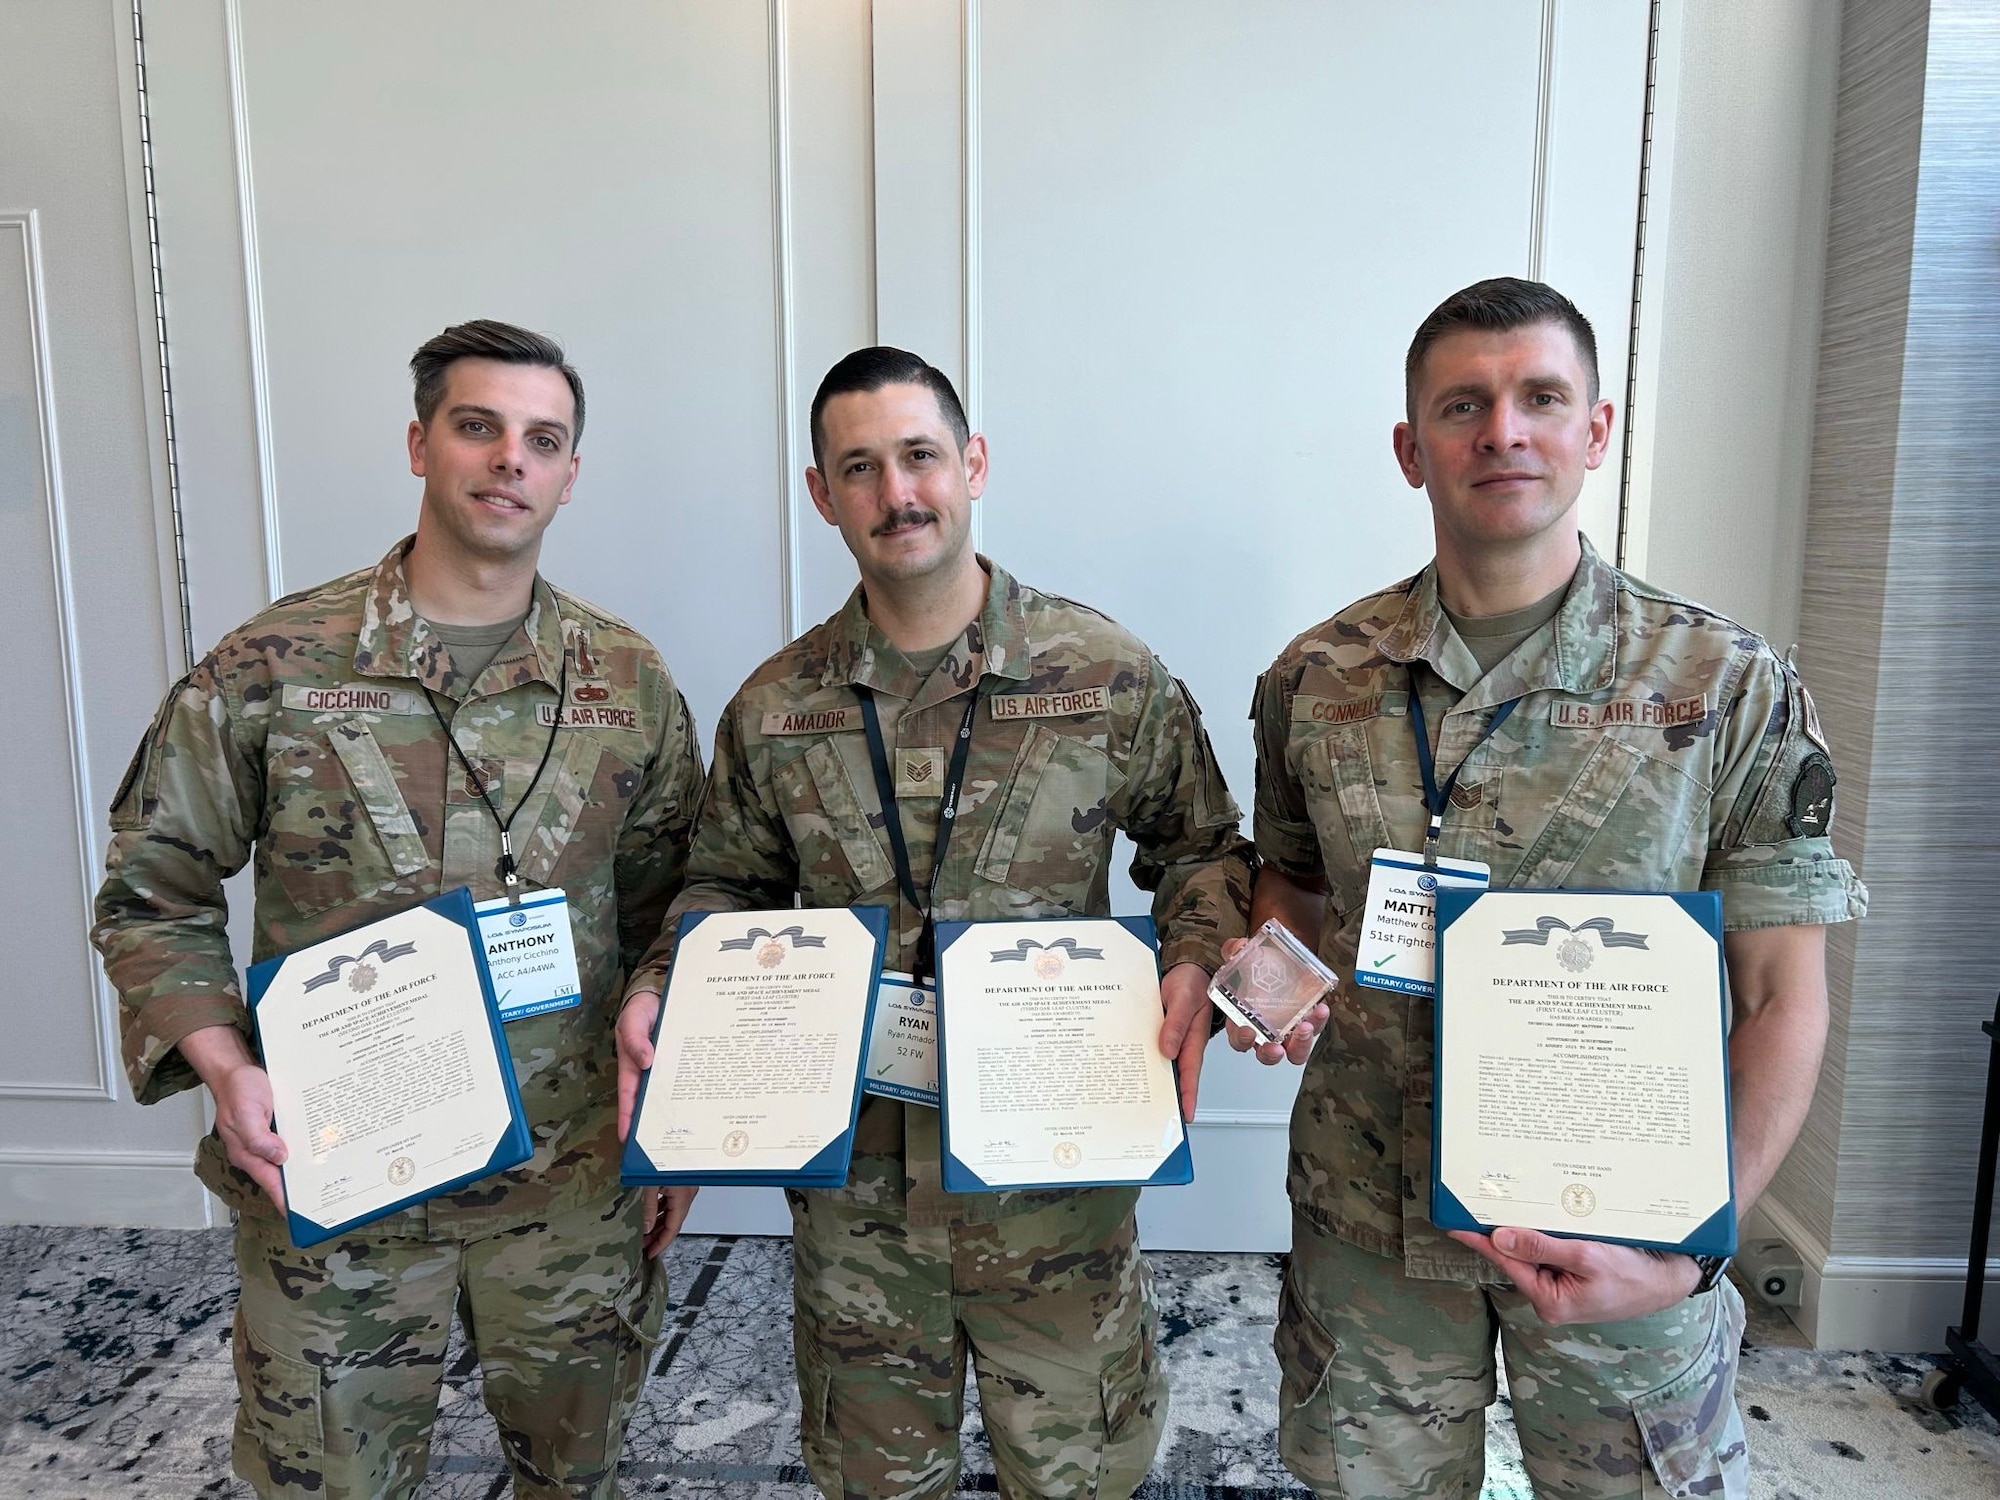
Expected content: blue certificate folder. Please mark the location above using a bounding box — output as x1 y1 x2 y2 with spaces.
246 886 532 1250
1430 888 1736 1259
620 906 890 1187
935 916 1195 1194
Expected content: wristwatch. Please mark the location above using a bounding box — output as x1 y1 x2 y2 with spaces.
1689 1254 1732 1297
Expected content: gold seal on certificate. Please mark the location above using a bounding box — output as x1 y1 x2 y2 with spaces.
247 888 532 1247
934 916 1193 1192
1432 889 1736 1257
621 907 890 1187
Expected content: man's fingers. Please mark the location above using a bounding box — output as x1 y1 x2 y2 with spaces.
616 993 661 1141
646 1185 698 1257
1490 1225 1585 1269
1176 1020 1206 1121
1220 937 1248 961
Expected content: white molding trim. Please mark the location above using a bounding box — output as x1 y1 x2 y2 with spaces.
1745 1195 1998 1352
1528 0 1559 278
0 1146 210 1229
960 0 984 553
768 0 803 644
222 0 282 603
0 212 119 1103
1188 1108 1291 1130
0 1148 194 1170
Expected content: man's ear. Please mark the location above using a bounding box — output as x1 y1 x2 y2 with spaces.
805 465 838 526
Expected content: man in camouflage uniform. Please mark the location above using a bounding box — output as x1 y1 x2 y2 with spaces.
1238 279 1867 1498
616 347 1253 1499
92 320 705 1498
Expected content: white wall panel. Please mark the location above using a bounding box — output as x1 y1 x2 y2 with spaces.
0 0 212 1224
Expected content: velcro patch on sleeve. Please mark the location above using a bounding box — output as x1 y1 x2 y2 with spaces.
759 706 862 735
988 685 1108 721
1290 694 1381 726
280 683 425 714
1549 694 1708 730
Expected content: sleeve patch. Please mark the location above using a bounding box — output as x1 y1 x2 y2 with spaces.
1785 752 1838 838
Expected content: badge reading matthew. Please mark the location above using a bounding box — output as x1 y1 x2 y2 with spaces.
933 916 1192 1192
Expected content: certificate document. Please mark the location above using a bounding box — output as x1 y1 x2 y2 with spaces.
935 917 1192 1192
1432 889 1735 1257
247 888 531 1248
621 907 888 1186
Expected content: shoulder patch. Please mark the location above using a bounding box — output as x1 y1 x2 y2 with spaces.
280 683 426 715
1785 751 1837 838
760 706 862 735
1292 693 1381 726
989 685 1108 721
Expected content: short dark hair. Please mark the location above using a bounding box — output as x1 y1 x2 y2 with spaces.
809 346 969 469
409 319 585 448
1404 277 1600 414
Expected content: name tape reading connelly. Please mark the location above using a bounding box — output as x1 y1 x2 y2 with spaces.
1291 694 1382 726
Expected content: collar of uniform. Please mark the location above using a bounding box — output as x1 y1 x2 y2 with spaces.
1373 534 1618 707
819 555 1035 699
352 535 565 695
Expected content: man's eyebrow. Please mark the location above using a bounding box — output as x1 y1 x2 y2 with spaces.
835 434 946 466
446 402 571 441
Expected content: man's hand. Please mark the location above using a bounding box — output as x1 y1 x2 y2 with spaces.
1448 1227 1701 1325
616 990 662 1141
640 1185 698 1258
1158 962 1216 1121
1216 936 1327 1066
177 1024 287 1213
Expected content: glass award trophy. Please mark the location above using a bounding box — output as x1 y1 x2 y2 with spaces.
1208 919 1336 1044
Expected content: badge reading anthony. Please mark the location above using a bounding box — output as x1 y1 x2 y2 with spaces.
1352 851 1490 995
473 889 583 1021
862 970 938 1107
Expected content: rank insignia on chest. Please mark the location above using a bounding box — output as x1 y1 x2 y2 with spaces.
896 747 946 799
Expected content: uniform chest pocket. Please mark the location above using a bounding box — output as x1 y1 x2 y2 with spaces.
771 739 895 896
263 721 431 919
1297 727 1390 914
974 724 1112 907
1511 737 1701 889
511 734 607 888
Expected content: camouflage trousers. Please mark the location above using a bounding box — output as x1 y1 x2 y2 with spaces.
230 1189 668 1499
1276 1211 1748 1499
787 1186 1166 1499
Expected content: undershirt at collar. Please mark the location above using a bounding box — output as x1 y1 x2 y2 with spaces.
426 612 529 688
1440 579 1571 678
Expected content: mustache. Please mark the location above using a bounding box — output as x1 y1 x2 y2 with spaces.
871 507 936 537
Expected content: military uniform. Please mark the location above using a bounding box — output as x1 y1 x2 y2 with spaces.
93 538 704 1498
630 558 1252 1499
1252 538 1866 1498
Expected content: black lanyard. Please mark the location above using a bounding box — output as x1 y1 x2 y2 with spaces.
855 683 982 983
422 631 568 904
1406 665 1518 865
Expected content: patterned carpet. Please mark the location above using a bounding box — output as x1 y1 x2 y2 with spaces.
1 1226 1996 1498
